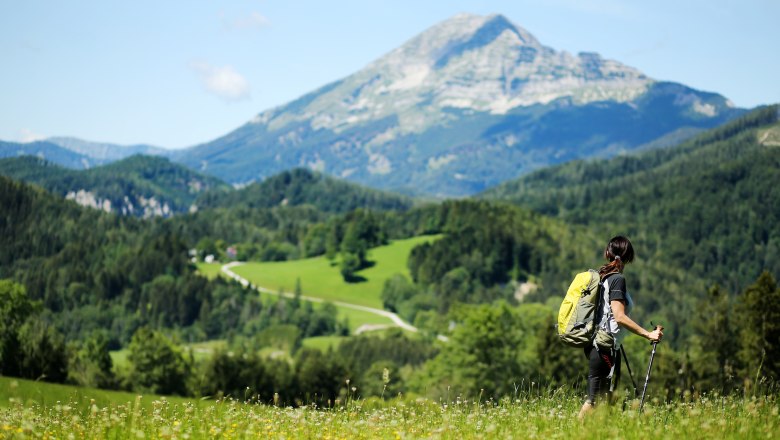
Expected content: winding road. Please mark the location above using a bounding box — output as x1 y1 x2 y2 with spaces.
220 262 420 335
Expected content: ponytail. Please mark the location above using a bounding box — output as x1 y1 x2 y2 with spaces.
598 236 634 280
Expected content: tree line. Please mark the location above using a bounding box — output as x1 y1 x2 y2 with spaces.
5 271 775 402
0 276 435 403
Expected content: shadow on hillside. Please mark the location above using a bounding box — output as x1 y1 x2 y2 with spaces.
343 274 368 283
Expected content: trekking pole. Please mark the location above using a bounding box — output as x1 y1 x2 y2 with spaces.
639 324 663 413
620 344 638 398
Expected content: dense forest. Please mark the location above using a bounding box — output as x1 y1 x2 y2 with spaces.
195 168 414 213
0 176 347 348
1 107 778 403
481 105 780 343
481 105 780 293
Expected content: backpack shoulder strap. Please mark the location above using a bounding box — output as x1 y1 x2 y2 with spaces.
596 273 618 328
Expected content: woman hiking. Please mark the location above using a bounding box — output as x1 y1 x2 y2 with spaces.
578 236 663 418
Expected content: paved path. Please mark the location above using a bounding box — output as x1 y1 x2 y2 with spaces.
220 262 419 333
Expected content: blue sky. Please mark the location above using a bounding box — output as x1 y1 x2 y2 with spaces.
1 0 778 149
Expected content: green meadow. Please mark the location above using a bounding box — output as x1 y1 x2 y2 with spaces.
196 235 440 332
194 262 222 280
0 376 196 411
300 335 346 351
1 376 777 439
232 235 439 308
254 289 395 332
196 262 395 331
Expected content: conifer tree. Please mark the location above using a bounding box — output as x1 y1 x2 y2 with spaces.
737 272 780 384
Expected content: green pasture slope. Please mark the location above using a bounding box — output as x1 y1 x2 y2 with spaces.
196 235 439 332
195 263 396 332
233 235 439 309
1 376 777 438
194 262 222 280
0 376 195 412
300 335 345 351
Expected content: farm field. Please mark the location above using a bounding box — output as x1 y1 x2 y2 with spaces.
0 376 777 439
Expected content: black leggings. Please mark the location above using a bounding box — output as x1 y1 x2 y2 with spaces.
585 346 620 404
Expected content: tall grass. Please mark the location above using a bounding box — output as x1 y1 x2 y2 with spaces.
1 377 777 439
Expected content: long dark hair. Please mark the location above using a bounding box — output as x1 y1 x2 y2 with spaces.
598 236 635 280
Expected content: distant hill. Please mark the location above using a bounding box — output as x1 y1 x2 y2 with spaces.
171 13 744 196
46 137 167 161
0 155 229 217
480 105 780 293
0 140 104 169
195 167 414 213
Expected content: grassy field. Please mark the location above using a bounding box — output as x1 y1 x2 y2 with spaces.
0 376 195 411
1 376 777 439
230 235 439 309
196 235 439 330
254 289 394 331
191 266 396 332
300 335 346 351
194 261 222 279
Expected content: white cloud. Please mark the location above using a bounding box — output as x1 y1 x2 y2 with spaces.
223 11 270 31
190 61 251 102
19 128 46 143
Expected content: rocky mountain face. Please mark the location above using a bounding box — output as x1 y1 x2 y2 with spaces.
105 14 739 195
0 155 229 218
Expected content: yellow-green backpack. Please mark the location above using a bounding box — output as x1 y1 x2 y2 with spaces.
557 270 602 347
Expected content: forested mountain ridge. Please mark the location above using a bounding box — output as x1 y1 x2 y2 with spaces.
480 105 780 294
0 174 349 349
195 167 414 213
0 154 230 217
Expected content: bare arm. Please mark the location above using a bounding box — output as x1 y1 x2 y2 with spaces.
611 300 663 341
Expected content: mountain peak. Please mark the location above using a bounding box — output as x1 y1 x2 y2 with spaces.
257 12 653 136
432 14 541 69
376 13 540 69
179 13 742 196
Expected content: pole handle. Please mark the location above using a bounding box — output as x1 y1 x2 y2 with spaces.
649 321 664 344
